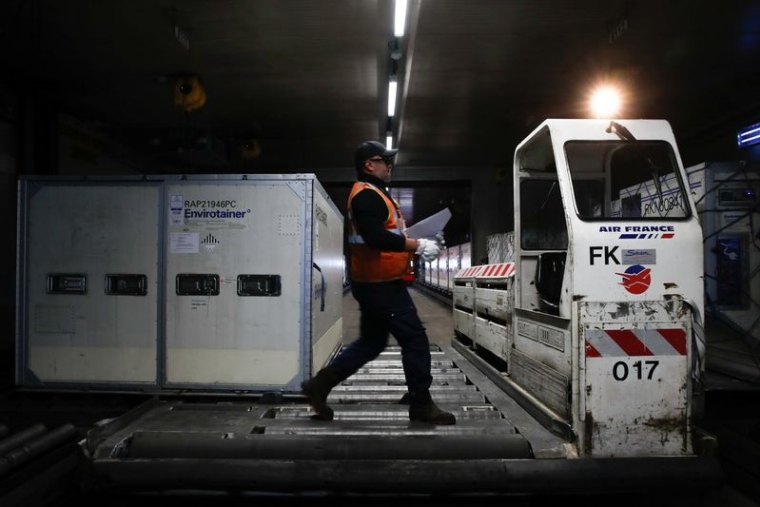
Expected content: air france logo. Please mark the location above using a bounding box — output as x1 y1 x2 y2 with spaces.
616 264 651 295
598 225 675 240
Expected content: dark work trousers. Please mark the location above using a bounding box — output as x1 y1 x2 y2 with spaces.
330 279 433 392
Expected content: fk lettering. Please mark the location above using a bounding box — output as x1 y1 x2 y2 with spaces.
590 246 620 265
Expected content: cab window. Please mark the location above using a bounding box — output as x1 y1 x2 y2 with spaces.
565 140 690 220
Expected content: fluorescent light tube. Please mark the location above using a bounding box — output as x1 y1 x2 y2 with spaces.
740 126 760 138
388 80 398 116
738 122 760 146
395 0 408 37
386 135 393 149
740 133 760 145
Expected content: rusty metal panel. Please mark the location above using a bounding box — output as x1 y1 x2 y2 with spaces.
516 317 565 353
580 300 692 457
453 285 474 312
474 286 512 323
512 310 572 379
474 316 508 362
453 309 474 340
509 349 569 417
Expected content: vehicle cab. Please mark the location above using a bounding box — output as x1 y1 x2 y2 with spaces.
513 119 704 457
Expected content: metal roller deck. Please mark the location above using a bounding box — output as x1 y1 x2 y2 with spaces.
82 344 721 494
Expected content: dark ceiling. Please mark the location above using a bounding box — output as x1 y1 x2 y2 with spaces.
1 0 759 171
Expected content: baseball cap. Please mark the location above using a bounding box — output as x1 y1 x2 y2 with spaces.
354 141 399 169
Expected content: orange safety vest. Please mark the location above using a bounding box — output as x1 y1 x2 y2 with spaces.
347 181 411 283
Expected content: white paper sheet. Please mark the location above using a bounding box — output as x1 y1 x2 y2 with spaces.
405 208 452 239
170 232 199 254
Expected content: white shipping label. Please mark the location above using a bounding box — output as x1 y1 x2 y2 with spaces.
721 212 751 232
622 249 656 265
170 232 199 254
169 194 184 226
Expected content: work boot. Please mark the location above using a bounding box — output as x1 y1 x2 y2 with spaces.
408 389 456 425
301 365 343 421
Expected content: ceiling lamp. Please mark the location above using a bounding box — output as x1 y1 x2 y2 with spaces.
174 76 207 113
589 85 622 118
242 138 261 159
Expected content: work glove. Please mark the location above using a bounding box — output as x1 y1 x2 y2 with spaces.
416 238 441 262
435 231 446 249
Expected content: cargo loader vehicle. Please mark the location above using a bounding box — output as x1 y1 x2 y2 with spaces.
13 122 722 495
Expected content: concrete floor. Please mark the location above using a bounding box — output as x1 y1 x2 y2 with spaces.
341 285 454 348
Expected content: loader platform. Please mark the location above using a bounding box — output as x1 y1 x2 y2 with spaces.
82 344 721 495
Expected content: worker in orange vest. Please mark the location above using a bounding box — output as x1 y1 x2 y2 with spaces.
301 141 455 425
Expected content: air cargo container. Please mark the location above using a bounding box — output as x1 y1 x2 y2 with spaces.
16 174 343 392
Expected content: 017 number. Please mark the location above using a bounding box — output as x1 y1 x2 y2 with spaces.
612 360 659 381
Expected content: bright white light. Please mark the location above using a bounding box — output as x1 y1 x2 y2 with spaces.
388 80 398 116
590 85 622 118
394 0 408 37
386 135 393 149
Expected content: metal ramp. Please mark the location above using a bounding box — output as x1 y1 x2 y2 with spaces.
83 345 533 492
86 345 530 454
271 346 526 441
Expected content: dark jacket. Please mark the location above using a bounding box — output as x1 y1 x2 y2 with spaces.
351 173 406 252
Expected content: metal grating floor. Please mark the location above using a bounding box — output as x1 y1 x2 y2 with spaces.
86 345 531 464
294 345 511 429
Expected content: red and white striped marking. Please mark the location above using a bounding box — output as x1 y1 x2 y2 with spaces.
455 262 515 279
455 266 481 278
585 328 687 358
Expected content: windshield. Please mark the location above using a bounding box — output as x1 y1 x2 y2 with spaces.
564 140 690 220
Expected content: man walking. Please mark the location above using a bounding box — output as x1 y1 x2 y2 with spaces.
301 141 456 425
